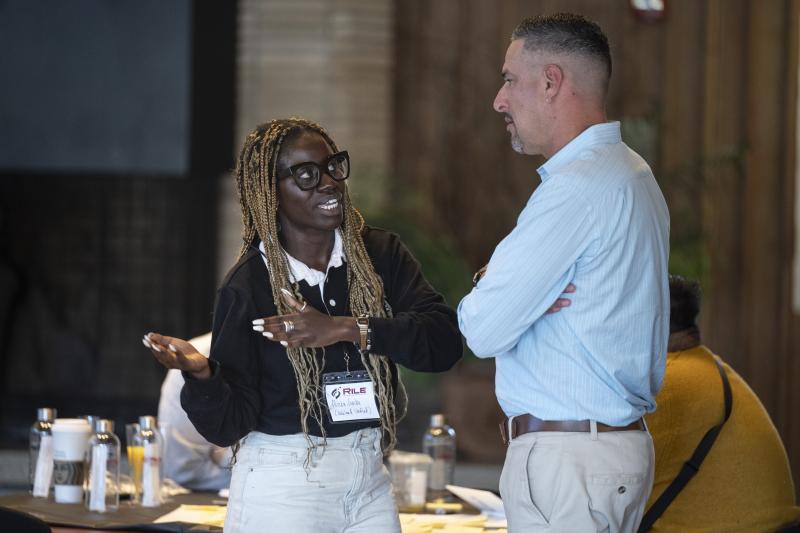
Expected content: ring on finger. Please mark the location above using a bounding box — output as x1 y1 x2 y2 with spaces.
283 320 295 333
300 302 307 312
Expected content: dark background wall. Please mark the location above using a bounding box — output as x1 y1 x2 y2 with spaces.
0 0 237 445
0 0 191 174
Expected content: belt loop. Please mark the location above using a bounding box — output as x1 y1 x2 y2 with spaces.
590 420 598 441
507 415 516 443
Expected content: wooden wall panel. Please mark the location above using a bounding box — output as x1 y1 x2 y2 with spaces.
741 1 789 415
702 0 747 371
659 0 706 262
782 0 800 476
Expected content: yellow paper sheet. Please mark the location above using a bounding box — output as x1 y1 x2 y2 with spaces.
399 512 507 532
154 504 227 527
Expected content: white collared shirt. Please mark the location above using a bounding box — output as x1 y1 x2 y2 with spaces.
258 228 346 300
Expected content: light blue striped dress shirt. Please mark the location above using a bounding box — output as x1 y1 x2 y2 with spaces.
458 121 670 426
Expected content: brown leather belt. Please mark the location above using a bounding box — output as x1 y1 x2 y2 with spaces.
499 414 645 445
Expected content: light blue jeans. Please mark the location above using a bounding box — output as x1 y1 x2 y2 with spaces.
224 428 401 533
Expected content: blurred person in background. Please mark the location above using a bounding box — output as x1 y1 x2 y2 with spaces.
642 275 800 532
143 117 462 533
157 332 232 491
458 13 670 533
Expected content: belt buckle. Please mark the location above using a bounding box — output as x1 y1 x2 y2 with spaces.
506 415 516 445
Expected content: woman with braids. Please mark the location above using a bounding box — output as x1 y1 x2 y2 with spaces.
142 118 462 533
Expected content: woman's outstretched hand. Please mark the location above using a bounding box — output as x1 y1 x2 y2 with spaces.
142 332 211 379
251 288 358 350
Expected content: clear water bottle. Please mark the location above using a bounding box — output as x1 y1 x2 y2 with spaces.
422 413 456 497
139 416 162 507
84 419 120 512
30 407 56 497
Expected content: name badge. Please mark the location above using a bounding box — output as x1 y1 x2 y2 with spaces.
322 370 380 424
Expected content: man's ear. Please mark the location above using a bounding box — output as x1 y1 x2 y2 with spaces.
543 64 564 99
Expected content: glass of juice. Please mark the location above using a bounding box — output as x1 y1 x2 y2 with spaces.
125 423 143 504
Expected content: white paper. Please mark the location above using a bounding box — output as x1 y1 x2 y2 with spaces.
324 380 380 422
446 485 506 526
408 469 427 505
32 435 54 497
141 441 162 507
88 445 107 512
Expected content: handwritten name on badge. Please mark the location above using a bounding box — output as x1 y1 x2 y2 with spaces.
324 380 380 422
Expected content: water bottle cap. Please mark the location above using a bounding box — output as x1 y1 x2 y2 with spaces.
139 415 157 429
37 407 56 422
430 413 445 427
97 419 115 433
81 415 101 431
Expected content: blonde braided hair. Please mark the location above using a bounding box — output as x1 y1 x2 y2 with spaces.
234 117 407 453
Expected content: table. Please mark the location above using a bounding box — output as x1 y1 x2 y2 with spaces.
0 492 222 532
1 491 506 532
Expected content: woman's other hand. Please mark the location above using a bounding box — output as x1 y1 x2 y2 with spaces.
142 332 211 379
251 288 359 349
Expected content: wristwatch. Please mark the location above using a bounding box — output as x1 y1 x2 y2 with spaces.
356 315 372 352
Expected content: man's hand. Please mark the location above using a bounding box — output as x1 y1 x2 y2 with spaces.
143 332 211 379
474 263 574 314
546 283 576 314
251 288 358 349
472 264 489 286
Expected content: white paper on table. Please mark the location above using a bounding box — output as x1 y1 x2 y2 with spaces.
88 445 107 511
154 504 227 526
32 434 54 497
446 485 507 527
142 441 162 507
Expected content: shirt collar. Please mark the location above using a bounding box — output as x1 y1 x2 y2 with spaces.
258 228 346 287
537 121 622 182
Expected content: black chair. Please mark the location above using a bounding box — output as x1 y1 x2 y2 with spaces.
0 506 52 533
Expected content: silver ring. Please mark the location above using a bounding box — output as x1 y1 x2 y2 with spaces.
283 320 295 333
300 302 308 312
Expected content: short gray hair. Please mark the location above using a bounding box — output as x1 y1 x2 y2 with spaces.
512 13 611 81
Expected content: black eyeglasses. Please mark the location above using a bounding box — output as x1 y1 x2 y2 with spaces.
277 151 350 191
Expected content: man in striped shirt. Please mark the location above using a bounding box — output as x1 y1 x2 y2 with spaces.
458 13 670 533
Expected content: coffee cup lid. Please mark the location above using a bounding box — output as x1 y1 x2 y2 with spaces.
388 451 432 465
52 418 92 431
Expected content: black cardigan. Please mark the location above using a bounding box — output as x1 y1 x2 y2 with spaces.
180 226 463 446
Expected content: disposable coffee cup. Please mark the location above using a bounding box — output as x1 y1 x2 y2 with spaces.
388 451 431 512
52 418 92 503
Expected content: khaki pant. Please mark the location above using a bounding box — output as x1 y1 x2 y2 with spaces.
499 426 654 532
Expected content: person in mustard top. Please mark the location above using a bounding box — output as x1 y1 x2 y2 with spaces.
644 275 800 532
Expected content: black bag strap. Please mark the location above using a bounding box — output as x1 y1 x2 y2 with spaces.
637 357 732 533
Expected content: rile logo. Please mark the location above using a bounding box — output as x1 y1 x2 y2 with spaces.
332 386 367 399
